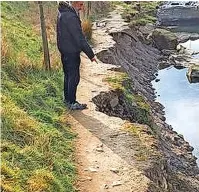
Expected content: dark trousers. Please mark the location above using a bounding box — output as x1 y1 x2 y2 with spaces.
61 53 80 104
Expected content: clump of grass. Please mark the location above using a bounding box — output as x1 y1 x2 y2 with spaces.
105 73 129 91
124 123 141 136
123 122 161 161
1 35 11 62
82 19 93 41
2 78 76 191
123 123 152 161
88 2 113 22
27 169 57 192
129 94 150 111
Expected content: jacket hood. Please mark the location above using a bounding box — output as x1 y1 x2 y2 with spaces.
58 5 75 13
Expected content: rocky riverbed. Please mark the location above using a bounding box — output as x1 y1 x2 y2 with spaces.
142 24 199 82
156 1 199 82
92 6 199 192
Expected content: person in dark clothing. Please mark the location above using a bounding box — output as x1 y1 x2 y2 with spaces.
57 1 97 110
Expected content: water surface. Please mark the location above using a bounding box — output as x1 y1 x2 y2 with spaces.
154 18 199 164
181 39 199 52
181 39 199 59
171 26 199 33
152 67 199 163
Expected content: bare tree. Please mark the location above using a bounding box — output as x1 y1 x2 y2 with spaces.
38 1 51 71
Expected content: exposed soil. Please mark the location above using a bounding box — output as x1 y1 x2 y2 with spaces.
67 56 151 192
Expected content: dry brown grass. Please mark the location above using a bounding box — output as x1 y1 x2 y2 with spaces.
82 19 92 40
17 52 32 67
1 35 11 62
50 51 61 69
27 170 54 192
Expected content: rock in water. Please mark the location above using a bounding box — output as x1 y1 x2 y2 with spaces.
152 29 178 50
187 65 199 83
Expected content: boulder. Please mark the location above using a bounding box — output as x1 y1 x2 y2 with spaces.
152 28 178 50
187 65 199 83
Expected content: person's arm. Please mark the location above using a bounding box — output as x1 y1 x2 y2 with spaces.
64 15 95 60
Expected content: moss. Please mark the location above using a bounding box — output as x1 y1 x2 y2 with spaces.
105 73 129 90
153 28 177 41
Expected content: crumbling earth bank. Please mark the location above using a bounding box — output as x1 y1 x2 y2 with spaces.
92 7 199 192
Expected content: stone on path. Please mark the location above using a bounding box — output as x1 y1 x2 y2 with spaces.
88 167 98 172
110 168 119 174
112 181 123 187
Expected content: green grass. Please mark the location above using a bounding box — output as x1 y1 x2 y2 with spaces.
105 73 129 90
123 123 157 161
119 1 160 26
88 2 113 22
1 2 76 191
1 2 42 67
105 72 152 126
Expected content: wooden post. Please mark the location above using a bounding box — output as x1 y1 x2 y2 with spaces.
38 1 51 71
86 2 91 19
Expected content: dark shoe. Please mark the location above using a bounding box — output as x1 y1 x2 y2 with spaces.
63 100 71 107
75 101 87 108
69 102 87 110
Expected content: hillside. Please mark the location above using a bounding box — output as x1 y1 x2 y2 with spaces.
1 2 76 191
1 2 199 192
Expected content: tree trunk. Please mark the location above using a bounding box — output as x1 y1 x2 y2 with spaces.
38 1 51 71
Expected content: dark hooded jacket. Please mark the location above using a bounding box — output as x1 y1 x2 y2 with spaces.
57 5 94 60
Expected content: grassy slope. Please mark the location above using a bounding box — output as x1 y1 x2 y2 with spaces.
1 2 76 192
115 1 160 26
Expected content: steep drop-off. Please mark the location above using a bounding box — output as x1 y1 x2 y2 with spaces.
93 7 199 192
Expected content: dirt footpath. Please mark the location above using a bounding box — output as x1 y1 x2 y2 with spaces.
68 56 149 192
66 7 151 192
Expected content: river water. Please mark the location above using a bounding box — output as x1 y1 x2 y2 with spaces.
152 39 199 163
181 39 199 59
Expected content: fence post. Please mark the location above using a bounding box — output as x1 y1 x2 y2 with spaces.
38 1 51 71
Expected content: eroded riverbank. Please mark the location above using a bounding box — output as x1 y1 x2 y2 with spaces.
152 36 199 163
92 6 199 192
152 66 199 164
